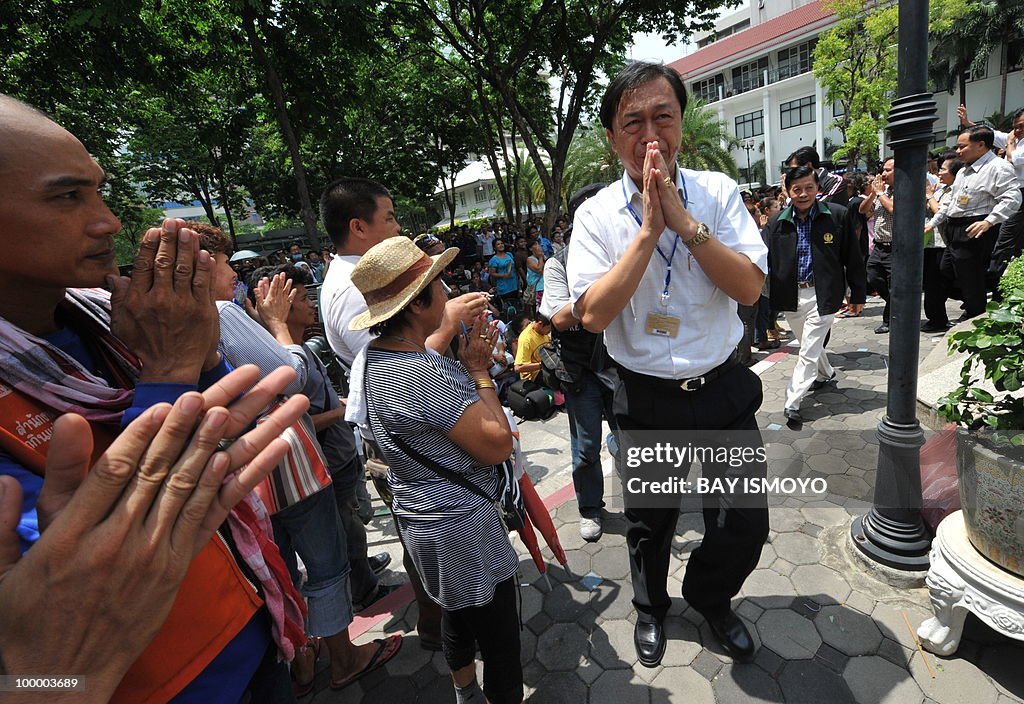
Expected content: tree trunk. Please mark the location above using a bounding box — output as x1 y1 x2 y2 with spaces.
242 7 320 252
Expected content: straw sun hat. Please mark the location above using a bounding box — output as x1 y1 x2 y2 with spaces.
349 236 458 330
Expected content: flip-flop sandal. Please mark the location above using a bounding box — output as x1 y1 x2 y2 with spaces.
329 634 403 691
836 310 861 318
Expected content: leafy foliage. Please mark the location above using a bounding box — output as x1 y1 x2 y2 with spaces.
678 99 739 177
938 255 1024 456
812 0 897 168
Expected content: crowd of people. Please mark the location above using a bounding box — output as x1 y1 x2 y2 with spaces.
1 58 1023 704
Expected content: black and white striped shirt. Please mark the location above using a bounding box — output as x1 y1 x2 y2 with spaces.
364 348 518 610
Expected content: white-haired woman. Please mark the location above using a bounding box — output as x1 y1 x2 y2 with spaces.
351 236 523 704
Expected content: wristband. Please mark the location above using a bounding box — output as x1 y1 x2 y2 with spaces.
473 377 497 391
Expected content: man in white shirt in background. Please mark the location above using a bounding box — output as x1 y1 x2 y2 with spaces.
956 105 1024 290
926 125 1021 319
568 61 769 669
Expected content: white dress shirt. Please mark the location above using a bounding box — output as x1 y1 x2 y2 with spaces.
928 150 1022 229
567 168 767 380
319 255 372 367
997 130 1024 183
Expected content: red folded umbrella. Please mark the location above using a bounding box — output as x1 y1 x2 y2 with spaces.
515 511 546 574
519 474 567 565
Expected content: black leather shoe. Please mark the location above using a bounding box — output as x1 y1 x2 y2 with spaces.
368 552 392 576
703 610 756 660
920 322 950 333
634 620 666 668
810 372 837 391
783 408 804 430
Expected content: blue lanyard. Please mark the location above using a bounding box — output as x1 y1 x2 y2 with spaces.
622 171 689 304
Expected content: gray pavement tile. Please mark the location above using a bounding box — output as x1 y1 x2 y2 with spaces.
649 666 716 704
524 671 588 703
588 617 637 669
589 544 631 580
870 602 932 650
876 636 914 670
712 662 785 703
771 531 823 565
910 651 1001 704
589 669 654 704
814 642 851 673
801 505 850 527
790 564 852 605
739 568 798 609
807 452 854 476
756 608 822 659
755 544 777 569
769 558 796 577
542 580 595 623
977 643 1024 701
661 617 703 667
844 590 876 615
815 604 884 656
778 659 856 704
691 649 725 680
752 645 785 677
766 506 806 532
736 599 765 625
843 654 924 704
526 610 553 635
360 674 417 700
535 622 589 671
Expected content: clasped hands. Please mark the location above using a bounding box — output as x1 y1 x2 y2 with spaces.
639 141 699 243
107 218 221 385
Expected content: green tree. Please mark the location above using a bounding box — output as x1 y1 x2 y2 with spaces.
563 127 622 196
812 0 898 169
678 99 740 177
398 0 725 230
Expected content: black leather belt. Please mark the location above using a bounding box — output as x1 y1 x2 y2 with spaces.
622 353 739 393
947 215 987 225
874 242 892 251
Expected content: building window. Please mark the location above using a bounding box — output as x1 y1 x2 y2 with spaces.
1006 35 1024 72
731 57 768 95
458 191 466 207
474 186 489 203
780 96 815 129
833 100 845 118
777 40 816 80
735 110 764 139
692 74 724 102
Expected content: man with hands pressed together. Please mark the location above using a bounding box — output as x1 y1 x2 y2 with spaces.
567 62 769 668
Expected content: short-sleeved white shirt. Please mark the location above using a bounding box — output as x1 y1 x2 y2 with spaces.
319 255 371 367
567 168 767 380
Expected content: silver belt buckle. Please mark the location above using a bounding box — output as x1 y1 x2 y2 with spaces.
680 376 704 392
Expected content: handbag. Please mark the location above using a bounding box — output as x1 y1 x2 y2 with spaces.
536 341 582 393
384 429 525 532
253 401 333 515
363 360 525 531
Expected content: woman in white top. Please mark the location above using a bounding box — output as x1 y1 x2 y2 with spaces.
923 155 963 332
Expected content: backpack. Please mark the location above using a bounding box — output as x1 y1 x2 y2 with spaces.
536 341 581 393
506 378 555 421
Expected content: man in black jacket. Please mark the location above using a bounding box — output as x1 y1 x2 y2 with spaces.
766 165 867 428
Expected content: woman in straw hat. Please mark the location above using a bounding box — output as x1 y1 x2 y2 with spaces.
352 236 523 704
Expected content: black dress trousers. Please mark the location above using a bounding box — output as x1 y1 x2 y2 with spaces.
615 363 769 624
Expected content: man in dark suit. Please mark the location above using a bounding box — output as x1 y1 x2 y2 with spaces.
765 165 867 428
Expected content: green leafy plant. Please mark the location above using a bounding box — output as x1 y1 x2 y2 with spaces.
938 255 1024 456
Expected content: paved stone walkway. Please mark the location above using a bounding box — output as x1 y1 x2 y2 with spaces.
306 298 1024 703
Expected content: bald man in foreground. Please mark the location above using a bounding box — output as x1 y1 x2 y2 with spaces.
0 94 309 703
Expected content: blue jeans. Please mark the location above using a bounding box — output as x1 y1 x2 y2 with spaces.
564 367 619 519
331 455 379 602
271 487 353 637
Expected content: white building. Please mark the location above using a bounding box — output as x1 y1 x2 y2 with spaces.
432 160 501 227
668 0 1024 185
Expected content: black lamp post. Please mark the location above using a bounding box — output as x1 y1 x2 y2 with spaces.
850 0 938 570
741 139 756 184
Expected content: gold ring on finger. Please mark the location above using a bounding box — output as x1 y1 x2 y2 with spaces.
663 177 673 187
